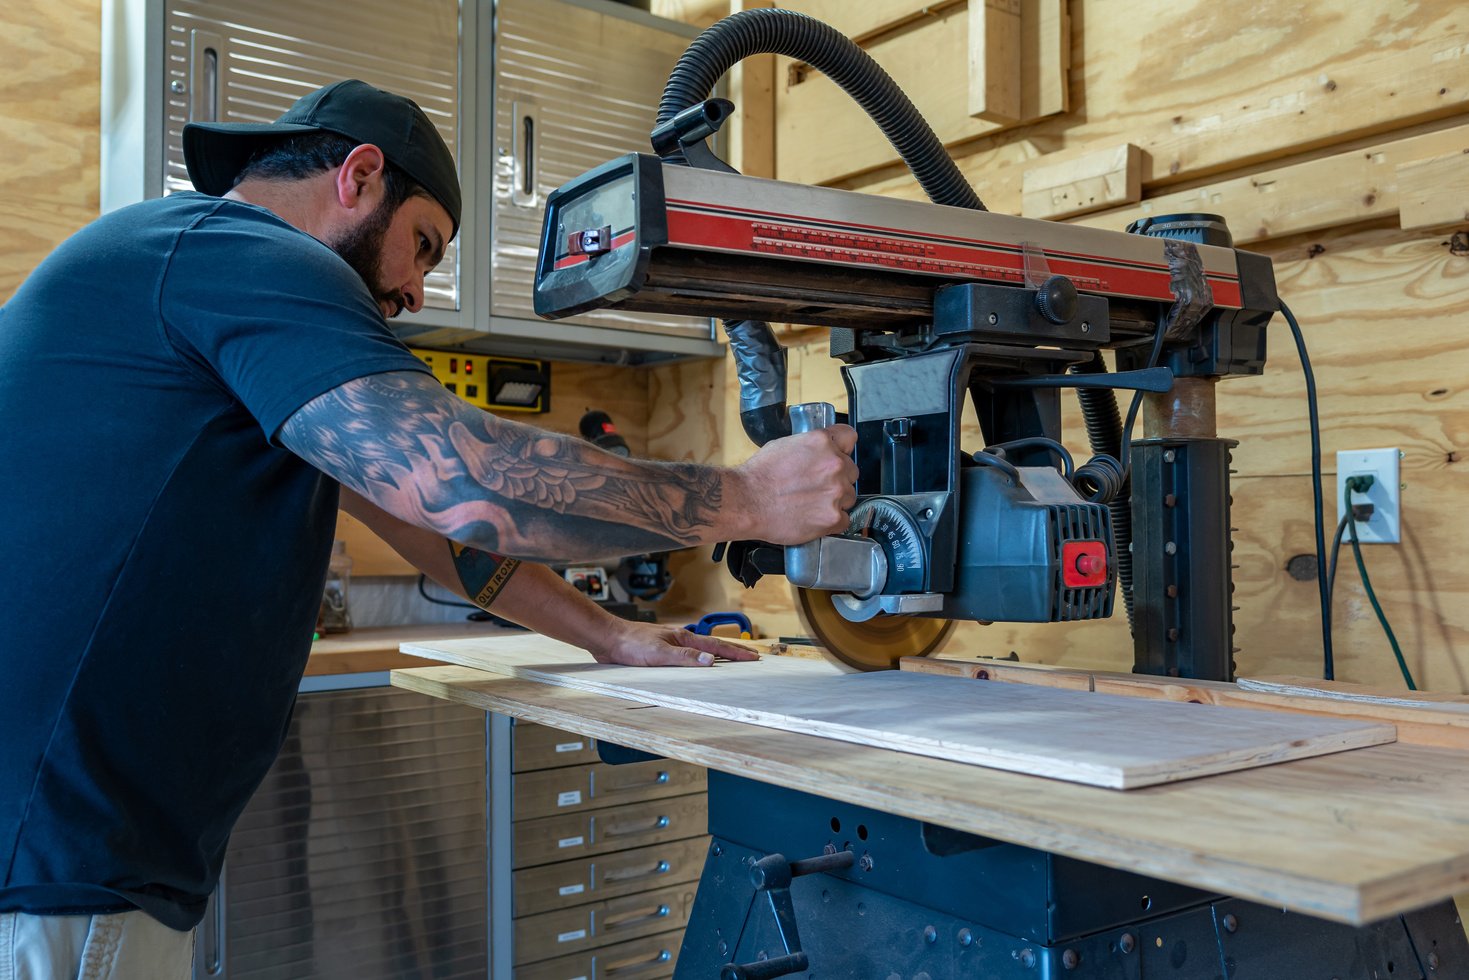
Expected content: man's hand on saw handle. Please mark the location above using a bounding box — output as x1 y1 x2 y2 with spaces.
731 424 858 545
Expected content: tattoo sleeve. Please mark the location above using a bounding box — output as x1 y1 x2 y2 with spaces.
279 371 727 560
450 541 521 609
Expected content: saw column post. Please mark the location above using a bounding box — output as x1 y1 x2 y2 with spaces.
1129 377 1238 682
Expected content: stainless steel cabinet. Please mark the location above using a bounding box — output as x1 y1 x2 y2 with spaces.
102 0 721 363
194 684 489 979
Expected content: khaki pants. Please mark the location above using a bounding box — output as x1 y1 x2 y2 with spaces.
0 910 193 980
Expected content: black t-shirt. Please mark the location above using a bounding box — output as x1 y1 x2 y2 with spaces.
0 193 431 930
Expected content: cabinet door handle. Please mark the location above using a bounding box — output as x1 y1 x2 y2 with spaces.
603 859 671 884
187 30 225 124
600 947 673 976
510 100 538 208
601 814 670 839
602 902 671 932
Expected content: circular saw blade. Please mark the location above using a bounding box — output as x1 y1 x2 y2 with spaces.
794 586 957 671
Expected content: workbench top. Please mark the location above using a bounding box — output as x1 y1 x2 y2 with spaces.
391 648 1469 927
306 622 522 675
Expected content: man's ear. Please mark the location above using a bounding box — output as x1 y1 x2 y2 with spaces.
334 143 388 212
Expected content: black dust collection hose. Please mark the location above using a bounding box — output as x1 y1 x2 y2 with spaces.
1071 354 1135 626
662 9 1140 630
653 8 986 446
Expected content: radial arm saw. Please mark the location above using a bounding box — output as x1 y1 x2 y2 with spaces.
533 87 1275 680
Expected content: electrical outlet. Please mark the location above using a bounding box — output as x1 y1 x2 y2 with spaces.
1336 448 1401 544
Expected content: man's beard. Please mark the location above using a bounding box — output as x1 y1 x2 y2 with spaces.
328 199 405 317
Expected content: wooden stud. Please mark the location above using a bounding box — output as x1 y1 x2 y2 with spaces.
968 0 1023 123
1022 142 1142 220
1396 150 1469 231
1025 0 1069 117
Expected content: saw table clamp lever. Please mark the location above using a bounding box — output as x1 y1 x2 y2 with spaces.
721 850 856 979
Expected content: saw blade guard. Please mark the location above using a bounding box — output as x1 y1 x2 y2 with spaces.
795 585 956 672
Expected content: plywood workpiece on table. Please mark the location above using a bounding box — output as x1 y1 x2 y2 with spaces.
391 661 1469 926
397 636 1393 789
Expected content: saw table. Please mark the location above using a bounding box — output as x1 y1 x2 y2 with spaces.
392 642 1469 979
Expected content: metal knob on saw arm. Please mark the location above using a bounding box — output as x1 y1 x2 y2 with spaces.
782 403 887 598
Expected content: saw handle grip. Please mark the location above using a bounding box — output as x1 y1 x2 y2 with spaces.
787 401 835 434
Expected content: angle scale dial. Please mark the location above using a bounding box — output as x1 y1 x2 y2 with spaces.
846 497 928 595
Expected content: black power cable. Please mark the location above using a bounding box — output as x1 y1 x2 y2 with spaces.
1279 300 1334 681
1344 482 1417 690
1326 512 1349 613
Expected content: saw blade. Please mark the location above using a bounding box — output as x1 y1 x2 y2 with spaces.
794 586 957 671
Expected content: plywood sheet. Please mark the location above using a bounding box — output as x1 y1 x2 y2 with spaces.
400 636 1394 789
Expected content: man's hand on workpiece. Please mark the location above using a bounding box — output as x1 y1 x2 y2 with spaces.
731 424 859 545
588 620 760 668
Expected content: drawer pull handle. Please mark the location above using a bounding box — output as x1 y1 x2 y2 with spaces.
604 860 671 884
603 903 671 931
604 770 671 794
603 815 669 839
601 948 673 976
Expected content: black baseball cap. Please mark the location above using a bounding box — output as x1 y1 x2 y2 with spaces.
183 79 461 235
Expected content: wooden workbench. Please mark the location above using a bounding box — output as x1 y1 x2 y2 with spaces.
305 622 523 675
390 644 1469 928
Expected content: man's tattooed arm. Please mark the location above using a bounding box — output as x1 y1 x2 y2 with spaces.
280 371 753 561
450 541 521 609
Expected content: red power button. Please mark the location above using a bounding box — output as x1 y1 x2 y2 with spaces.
1062 540 1108 588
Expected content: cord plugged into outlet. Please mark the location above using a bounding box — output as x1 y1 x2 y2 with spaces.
1335 449 1401 544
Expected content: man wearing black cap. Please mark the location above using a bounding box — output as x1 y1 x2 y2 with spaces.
0 80 857 974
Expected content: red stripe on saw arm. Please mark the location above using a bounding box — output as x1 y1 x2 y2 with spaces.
668 209 1243 304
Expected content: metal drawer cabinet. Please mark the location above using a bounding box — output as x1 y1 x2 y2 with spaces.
513 837 709 917
513 931 682 980
512 881 697 966
513 723 603 772
512 760 707 820
502 717 709 977
512 795 708 870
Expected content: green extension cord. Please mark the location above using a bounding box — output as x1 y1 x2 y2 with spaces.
1344 477 1417 690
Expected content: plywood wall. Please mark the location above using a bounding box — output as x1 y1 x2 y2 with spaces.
647 0 1469 692
0 0 102 300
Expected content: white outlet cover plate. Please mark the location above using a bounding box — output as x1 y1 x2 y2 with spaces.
1335 448 1400 544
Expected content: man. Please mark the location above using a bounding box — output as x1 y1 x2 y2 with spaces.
0 80 857 976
